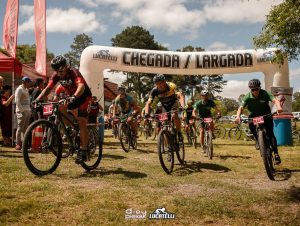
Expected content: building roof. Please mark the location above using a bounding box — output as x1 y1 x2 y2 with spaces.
104 80 120 101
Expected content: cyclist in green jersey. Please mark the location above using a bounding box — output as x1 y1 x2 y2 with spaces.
193 90 221 148
235 79 283 164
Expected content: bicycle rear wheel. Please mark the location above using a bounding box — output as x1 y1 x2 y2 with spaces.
119 123 130 152
22 120 62 176
175 134 185 165
228 127 242 140
157 130 174 174
258 130 275 180
81 126 102 171
206 131 213 160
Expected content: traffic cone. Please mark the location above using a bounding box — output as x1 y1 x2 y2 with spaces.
31 126 44 152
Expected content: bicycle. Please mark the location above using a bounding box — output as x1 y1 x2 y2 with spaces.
22 98 102 176
185 118 197 148
197 117 214 160
156 111 185 174
112 116 120 139
213 118 227 139
249 113 278 180
119 113 137 152
228 118 255 141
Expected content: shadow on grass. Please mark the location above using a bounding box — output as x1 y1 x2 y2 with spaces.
173 161 231 176
215 154 251 160
215 143 254 146
135 148 156 154
80 167 148 179
0 150 23 159
102 153 126 160
285 186 300 202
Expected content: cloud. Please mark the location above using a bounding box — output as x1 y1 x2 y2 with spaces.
221 80 249 100
104 70 126 85
206 41 245 51
19 6 106 34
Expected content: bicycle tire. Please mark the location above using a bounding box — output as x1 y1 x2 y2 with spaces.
81 126 102 171
206 131 213 160
131 131 138 150
119 123 130 152
258 130 275 180
22 119 62 176
190 126 197 148
175 134 185 165
228 127 242 140
157 130 174 174
214 125 226 139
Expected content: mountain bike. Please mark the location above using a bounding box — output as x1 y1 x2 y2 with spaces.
228 119 254 141
156 111 185 174
249 113 278 180
112 116 120 139
186 118 197 148
119 113 137 152
197 117 214 159
142 115 155 139
22 98 102 176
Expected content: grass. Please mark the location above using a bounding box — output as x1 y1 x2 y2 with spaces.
0 130 299 226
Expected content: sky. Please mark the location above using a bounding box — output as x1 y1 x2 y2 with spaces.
0 0 299 100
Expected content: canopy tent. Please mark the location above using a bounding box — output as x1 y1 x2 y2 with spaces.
0 52 44 79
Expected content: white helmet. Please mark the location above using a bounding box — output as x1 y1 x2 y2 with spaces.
201 89 209 96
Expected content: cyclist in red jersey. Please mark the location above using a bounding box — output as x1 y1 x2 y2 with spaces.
35 55 92 164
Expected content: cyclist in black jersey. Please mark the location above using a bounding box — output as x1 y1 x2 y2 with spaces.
145 74 184 140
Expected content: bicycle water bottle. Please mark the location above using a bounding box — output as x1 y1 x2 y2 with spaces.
98 113 104 143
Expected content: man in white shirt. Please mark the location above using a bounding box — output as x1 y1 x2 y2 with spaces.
15 76 32 150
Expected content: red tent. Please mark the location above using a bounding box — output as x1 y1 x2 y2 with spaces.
0 52 44 79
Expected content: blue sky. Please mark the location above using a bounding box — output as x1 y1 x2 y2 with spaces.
0 0 299 99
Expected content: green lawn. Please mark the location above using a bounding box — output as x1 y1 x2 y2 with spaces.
0 131 299 226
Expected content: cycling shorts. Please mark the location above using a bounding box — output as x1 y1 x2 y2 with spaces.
68 95 92 117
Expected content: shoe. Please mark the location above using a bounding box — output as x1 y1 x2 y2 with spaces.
255 141 260 150
15 144 22 150
75 150 87 164
274 154 281 165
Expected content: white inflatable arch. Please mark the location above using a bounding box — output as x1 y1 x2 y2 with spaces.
79 45 290 110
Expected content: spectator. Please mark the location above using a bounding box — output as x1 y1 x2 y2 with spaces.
1 85 14 146
87 96 103 123
15 76 32 150
30 79 46 120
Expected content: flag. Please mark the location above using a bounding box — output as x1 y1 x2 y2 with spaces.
34 0 46 76
2 0 19 58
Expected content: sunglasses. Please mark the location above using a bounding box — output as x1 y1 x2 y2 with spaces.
251 88 260 92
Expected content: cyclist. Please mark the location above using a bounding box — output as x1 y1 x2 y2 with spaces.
87 96 103 123
34 55 92 164
183 99 196 137
145 74 185 140
113 85 140 136
235 79 283 164
193 90 221 148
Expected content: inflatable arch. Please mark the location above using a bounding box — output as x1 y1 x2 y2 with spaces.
79 45 290 111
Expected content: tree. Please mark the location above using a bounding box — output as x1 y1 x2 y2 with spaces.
65 33 93 68
292 92 300 111
253 0 300 63
111 26 166 102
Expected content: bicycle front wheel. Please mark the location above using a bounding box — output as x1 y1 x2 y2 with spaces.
81 126 102 171
214 125 226 139
119 123 130 152
157 130 174 174
22 120 62 176
206 131 213 160
228 127 242 140
175 134 185 165
258 130 275 180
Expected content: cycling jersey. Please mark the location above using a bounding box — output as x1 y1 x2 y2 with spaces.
148 82 177 110
115 94 135 114
241 89 274 116
183 105 194 124
194 99 216 118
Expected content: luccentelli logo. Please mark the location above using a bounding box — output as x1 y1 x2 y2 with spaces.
93 49 117 62
149 207 175 219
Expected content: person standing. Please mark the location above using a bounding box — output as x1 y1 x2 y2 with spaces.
1 85 15 146
30 79 46 121
15 76 32 150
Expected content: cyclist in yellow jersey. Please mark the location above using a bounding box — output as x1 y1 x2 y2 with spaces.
145 74 184 140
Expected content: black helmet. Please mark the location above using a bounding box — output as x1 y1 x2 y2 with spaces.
153 74 165 83
248 79 261 88
51 55 67 71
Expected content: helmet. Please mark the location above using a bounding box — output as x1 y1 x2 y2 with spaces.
153 74 165 83
187 99 193 105
157 102 162 107
248 79 261 88
200 90 209 96
51 55 67 71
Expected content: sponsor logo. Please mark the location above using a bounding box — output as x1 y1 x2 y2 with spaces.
149 207 175 219
125 208 147 219
257 50 276 63
93 50 117 62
